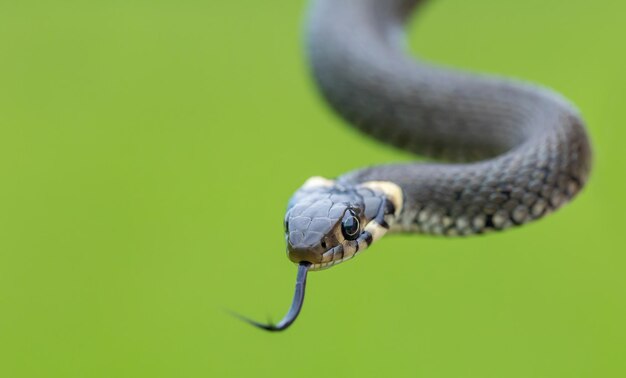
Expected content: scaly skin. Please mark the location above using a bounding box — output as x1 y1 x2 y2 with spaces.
238 0 593 332
290 0 592 251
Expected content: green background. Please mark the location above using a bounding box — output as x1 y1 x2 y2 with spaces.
1 1 624 377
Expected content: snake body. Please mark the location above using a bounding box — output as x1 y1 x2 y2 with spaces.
240 0 592 331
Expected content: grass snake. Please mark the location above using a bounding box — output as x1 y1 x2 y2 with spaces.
235 0 592 332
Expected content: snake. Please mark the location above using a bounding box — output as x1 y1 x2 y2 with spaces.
234 0 592 331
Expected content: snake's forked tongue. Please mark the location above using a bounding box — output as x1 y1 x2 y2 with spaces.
232 261 311 332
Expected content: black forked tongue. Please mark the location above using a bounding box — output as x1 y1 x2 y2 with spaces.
231 262 311 332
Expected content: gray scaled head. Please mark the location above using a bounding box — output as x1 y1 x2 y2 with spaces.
284 176 401 270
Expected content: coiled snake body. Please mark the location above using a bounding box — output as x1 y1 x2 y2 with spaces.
237 0 592 331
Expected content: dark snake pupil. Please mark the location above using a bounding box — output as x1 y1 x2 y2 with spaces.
341 213 360 240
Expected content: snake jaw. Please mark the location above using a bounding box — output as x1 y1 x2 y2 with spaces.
308 212 396 271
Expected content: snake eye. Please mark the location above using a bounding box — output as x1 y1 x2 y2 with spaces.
341 210 360 240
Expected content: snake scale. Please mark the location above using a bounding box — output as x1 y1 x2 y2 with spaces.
236 0 592 331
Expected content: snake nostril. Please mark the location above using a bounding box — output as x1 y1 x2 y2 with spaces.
321 240 327 249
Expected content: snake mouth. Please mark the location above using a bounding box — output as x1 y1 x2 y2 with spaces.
309 256 353 271
288 238 365 271
309 244 355 271
296 210 394 271
309 228 380 271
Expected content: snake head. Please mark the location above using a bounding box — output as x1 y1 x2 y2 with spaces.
284 177 402 271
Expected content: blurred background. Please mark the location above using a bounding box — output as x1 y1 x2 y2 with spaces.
0 0 624 377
